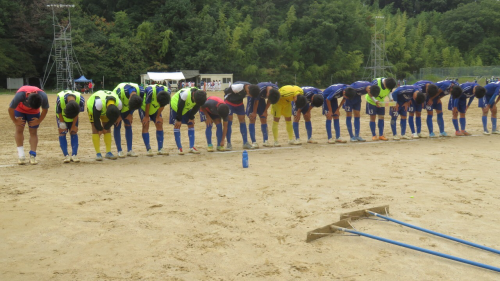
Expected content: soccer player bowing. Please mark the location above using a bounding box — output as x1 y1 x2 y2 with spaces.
290 86 324 144
449 83 484 136
55 90 85 163
389 86 426 140
8 85 49 165
200 96 230 152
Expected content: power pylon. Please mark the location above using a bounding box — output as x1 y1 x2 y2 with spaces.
364 16 392 80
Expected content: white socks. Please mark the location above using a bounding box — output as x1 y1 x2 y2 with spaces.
17 146 25 158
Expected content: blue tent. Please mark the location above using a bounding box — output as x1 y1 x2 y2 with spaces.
74 75 92 83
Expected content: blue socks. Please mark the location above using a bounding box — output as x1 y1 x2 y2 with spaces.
369 121 376 136
482 116 487 131
114 122 122 152
492 117 497 131
459 118 466 131
261 124 268 142
378 119 384 136
70 134 78 156
427 115 434 133
452 119 459 132
293 122 300 139
326 120 332 139
29 150 36 157
346 116 353 138
205 124 213 145
249 123 256 143
240 123 248 143
216 123 223 145
142 133 150 150
437 113 444 133
416 116 421 134
305 121 312 139
391 116 398 136
408 116 415 134
354 117 360 137
400 119 407 135
156 130 164 150
174 128 182 149
59 135 68 156
334 119 341 139
125 125 133 152
188 127 195 148
227 121 232 144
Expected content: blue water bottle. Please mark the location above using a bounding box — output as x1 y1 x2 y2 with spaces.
242 150 249 168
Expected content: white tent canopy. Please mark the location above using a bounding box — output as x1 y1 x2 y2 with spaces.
146 72 185 81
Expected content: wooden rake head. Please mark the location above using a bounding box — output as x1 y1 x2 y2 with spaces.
340 205 390 221
306 219 353 242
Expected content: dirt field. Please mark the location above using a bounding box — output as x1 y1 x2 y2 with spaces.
1 92 499 280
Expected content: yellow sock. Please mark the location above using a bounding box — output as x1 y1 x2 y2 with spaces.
272 121 279 141
92 134 101 154
286 121 293 140
104 133 112 153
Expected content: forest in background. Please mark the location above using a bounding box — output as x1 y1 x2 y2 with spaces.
0 0 499 88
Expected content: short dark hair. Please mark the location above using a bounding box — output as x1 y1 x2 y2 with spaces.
295 95 307 109
106 104 120 125
157 91 170 107
344 87 356 99
28 93 42 109
385 78 397 91
268 88 280 104
427 84 438 98
475 86 486 99
217 103 229 118
248 85 260 98
451 85 463 99
370 85 381 97
193 90 207 106
415 91 425 104
129 94 143 111
311 94 324 107
64 100 80 119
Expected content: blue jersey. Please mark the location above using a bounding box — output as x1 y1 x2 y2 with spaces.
413 80 434 94
391 86 419 103
56 93 85 114
116 84 146 99
323 84 348 100
350 81 371 96
301 87 322 102
436 80 457 97
145 85 170 105
257 82 278 99
459 83 478 99
483 82 500 106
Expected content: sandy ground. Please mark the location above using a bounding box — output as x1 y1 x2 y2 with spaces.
1 91 499 280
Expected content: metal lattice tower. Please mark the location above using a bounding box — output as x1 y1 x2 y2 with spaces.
42 4 83 91
363 16 392 80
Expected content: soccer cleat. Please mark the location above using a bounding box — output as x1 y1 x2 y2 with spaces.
307 138 318 144
379 135 389 141
95 153 103 161
492 130 500 134
117 151 126 158
63 155 71 163
29 155 38 165
18 157 26 165
178 148 185 155
439 132 450 137
226 143 233 151
455 131 464 136
372 136 379 141
158 148 169 155
207 144 214 152
412 133 419 139
189 147 200 154
146 149 154 156
393 135 401 141
429 132 438 138
105 152 117 160
251 142 260 149
127 150 138 157
336 137 347 143
71 155 80 163
274 141 281 147
262 141 272 147
327 138 336 144
402 135 412 140
291 139 302 145
216 146 225 152
355 136 366 142
483 130 491 135
462 131 472 136
417 133 424 138
350 137 358 142
243 142 253 149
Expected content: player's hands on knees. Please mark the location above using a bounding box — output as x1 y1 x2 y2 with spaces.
98 130 104 135
188 119 195 126
14 117 26 126
156 116 163 124
326 111 332 119
427 100 433 106
28 117 40 127
261 111 268 118
249 112 256 121
174 120 182 129
70 126 78 134
126 114 133 123
206 117 213 126
452 107 458 115
294 114 300 122
142 116 150 125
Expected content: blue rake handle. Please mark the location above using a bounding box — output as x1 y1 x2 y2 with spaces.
367 210 500 255
334 226 500 273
